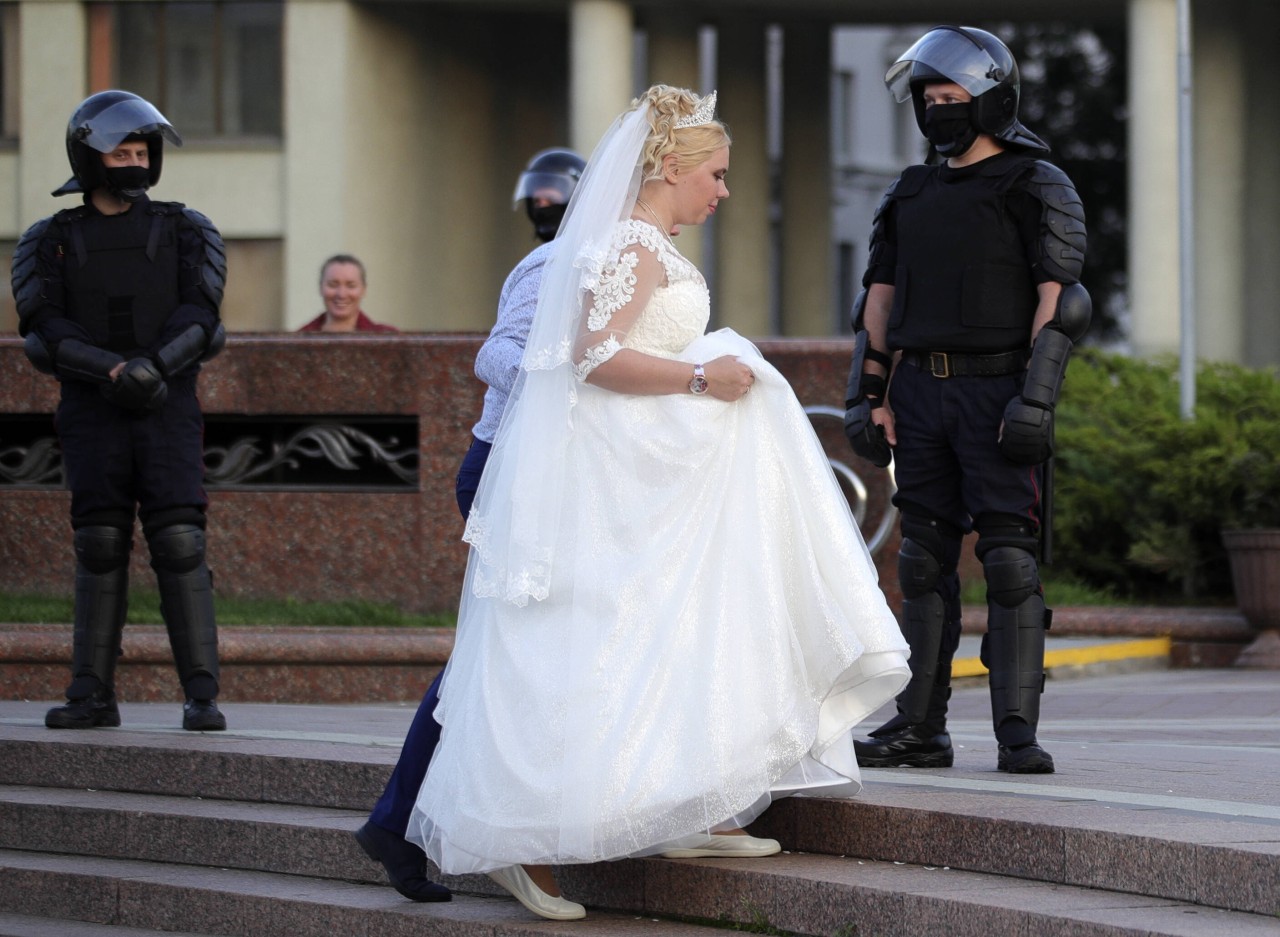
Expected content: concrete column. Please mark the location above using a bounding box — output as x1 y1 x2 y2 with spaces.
282 1 353 328
1191 2 1246 364
716 21 771 337
17 2 85 227
1126 0 1179 357
1240 1 1280 366
570 0 633 155
780 23 832 336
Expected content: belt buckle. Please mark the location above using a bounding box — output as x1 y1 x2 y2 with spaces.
929 351 951 378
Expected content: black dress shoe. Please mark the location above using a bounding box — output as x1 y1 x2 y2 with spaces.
355 821 452 902
998 741 1055 774
45 689 121 729
854 725 954 768
182 699 227 731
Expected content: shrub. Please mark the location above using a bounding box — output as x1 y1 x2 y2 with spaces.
1053 349 1280 601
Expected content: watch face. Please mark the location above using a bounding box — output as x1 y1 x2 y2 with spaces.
690 375 709 394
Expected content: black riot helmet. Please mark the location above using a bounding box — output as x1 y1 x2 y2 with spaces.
53 90 183 198
513 148 586 243
886 26 1048 154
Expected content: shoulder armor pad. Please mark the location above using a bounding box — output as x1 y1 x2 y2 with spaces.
1025 160 1087 283
11 218 53 326
181 206 227 306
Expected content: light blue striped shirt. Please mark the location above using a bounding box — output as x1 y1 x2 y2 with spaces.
470 240 556 443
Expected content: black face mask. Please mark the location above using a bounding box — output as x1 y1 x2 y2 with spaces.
528 202 568 244
924 103 979 158
104 165 151 202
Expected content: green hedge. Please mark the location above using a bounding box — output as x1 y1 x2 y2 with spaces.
1053 349 1280 600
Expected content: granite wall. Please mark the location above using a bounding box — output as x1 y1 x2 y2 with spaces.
0 335 904 615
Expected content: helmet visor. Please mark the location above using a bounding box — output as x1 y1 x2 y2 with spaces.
512 170 579 208
76 98 182 153
885 27 1006 103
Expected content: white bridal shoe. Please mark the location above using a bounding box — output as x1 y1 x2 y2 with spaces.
487 865 587 921
659 833 782 859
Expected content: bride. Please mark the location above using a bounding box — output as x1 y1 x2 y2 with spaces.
406 85 909 921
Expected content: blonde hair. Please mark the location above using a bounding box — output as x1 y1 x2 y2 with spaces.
631 85 731 183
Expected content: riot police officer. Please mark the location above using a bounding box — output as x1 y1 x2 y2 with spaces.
353 146 586 901
12 90 229 732
844 27 1089 774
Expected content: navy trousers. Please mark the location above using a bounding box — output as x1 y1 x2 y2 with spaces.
57 380 208 530
367 436 491 837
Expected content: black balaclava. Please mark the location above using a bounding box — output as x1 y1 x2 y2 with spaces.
103 165 151 202
527 201 569 244
923 103 979 159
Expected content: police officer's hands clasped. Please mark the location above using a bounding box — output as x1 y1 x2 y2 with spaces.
704 355 755 401
100 357 169 411
998 396 1053 465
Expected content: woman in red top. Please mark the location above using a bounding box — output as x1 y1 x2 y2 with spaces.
298 254 399 333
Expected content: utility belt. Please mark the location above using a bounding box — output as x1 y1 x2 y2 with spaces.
900 348 1029 379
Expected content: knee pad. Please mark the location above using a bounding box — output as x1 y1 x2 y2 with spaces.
73 526 133 575
898 537 940 599
147 524 207 575
982 547 1040 609
898 514 962 599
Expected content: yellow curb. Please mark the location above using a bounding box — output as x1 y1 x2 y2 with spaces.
952 637 1172 679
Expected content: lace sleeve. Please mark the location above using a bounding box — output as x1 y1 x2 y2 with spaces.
572 221 668 381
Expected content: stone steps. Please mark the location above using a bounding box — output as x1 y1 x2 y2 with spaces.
0 911 220 937
3 845 1276 937
2 726 1278 937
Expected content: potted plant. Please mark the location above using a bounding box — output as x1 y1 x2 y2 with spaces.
1211 367 1280 666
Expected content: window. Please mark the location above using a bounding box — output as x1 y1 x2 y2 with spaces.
0 4 17 142
831 69 855 165
91 1 282 141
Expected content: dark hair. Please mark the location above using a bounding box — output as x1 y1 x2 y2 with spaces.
320 254 367 286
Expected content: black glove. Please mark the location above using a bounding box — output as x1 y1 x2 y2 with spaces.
999 398 1053 465
844 399 892 468
101 357 169 411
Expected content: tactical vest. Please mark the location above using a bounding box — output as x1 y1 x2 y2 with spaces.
886 154 1040 353
54 198 183 355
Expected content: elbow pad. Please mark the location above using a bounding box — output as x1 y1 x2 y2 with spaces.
23 333 55 375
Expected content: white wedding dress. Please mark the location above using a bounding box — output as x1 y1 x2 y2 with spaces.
407 220 909 874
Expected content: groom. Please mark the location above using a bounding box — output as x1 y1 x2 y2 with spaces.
353 147 585 901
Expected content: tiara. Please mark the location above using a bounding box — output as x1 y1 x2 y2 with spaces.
675 91 718 129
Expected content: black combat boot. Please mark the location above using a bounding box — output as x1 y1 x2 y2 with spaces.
149 523 227 732
46 526 131 730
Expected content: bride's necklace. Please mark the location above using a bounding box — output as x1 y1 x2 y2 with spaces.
634 197 674 244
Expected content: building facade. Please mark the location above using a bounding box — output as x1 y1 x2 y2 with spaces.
1 0 1277 366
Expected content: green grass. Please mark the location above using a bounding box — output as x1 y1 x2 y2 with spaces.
0 591 455 628
960 573 1130 607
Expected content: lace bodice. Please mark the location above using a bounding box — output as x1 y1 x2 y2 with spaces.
573 219 709 379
